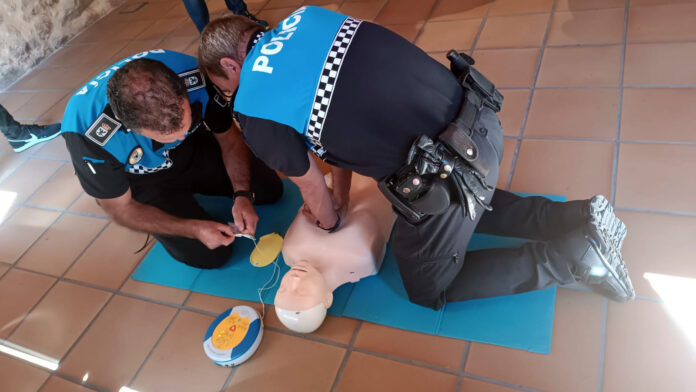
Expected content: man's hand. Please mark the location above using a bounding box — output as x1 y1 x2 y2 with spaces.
231 197 259 235
194 220 236 249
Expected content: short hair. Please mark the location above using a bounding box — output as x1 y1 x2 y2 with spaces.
107 58 188 134
198 15 262 79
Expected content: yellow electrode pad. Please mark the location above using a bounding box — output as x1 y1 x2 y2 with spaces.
250 233 283 267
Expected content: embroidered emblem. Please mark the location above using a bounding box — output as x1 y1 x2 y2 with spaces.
128 147 144 165
179 69 206 92
85 113 121 146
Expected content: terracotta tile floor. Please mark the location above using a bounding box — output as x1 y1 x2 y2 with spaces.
1 0 695 391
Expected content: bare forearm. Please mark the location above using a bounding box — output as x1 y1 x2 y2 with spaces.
103 199 198 238
330 166 352 201
291 152 337 227
216 128 250 191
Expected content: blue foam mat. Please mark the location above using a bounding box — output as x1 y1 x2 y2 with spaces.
131 179 564 353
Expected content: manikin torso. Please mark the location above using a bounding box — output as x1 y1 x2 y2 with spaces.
274 174 396 332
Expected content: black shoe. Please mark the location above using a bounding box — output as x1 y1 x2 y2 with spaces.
554 195 635 302
242 10 269 30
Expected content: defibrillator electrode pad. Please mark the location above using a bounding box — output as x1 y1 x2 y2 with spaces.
249 233 283 267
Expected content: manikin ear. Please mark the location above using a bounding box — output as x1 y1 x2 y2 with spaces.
220 57 241 72
324 292 333 309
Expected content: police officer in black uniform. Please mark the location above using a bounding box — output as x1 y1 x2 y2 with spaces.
197 8 635 309
60 49 282 269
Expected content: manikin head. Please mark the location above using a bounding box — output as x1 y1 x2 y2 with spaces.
274 261 333 333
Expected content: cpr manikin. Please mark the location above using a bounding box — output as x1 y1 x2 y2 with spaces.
274 174 396 333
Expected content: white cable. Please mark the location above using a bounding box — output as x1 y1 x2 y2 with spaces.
249 237 282 319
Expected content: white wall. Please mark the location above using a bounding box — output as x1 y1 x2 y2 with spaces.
0 0 121 91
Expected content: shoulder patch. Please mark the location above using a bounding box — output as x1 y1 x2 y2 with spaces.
179 69 206 92
85 113 121 146
128 146 144 165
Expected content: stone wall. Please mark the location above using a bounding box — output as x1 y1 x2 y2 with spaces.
0 0 121 91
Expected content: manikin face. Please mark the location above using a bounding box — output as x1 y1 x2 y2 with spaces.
275 261 333 311
138 99 192 144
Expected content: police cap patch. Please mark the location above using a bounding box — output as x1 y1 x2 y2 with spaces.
85 113 121 146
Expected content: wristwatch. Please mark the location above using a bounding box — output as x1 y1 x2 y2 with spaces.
233 190 255 203
316 213 341 233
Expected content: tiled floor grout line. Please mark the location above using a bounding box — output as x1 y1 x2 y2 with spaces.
1 218 116 376
352 346 461 376
503 135 696 146
0 155 31 187
53 293 117 384
618 139 696 145
0 167 79 337
463 372 544 392
469 0 494 52
597 298 609 392
0 262 11 280
11 202 110 220
47 371 110 392
614 206 696 217
20 155 71 163
602 0 627 382
479 42 622 51
126 292 195 388
453 341 471 391
370 0 400 34
3 222 113 340
329 320 362 392
502 0 558 191
35 371 54 392
610 0 631 206
20 161 67 204
219 365 237 392
411 0 442 45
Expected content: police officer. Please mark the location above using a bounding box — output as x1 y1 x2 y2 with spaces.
197 7 635 309
61 49 282 269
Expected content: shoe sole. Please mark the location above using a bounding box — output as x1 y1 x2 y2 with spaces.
586 196 635 301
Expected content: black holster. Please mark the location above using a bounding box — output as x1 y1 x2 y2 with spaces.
379 51 503 224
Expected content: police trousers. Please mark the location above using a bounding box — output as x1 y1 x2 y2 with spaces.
392 107 587 310
131 129 283 269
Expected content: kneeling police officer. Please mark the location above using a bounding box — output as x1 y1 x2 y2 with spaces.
60 49 282 269
198 6 635 309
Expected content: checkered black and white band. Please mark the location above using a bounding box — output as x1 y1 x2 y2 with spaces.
252 31 265 46
305 17 362 158
127 149 173 174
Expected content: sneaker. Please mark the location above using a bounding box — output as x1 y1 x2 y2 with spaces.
1 104 62 153
555 195 635 302
6 123 62 153
243 10 269 30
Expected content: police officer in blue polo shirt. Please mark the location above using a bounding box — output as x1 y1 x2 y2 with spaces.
198 7 635 309
61 49 282 268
